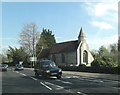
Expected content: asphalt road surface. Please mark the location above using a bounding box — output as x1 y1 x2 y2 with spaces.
1 67 119 95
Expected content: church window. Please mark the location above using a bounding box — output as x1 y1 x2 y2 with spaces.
83 50 88 64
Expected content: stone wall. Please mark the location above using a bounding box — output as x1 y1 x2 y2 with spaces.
49 51 77 66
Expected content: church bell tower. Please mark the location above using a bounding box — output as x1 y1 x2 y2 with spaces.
78 27 86 44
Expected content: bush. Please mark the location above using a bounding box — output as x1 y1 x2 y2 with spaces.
91 56 118 67
79 64 86 67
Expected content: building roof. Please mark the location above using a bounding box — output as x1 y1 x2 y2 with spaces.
38 48 51 59
38 40 78 59
50 40 78 54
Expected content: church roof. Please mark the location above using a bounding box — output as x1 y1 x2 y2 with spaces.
38 48 51 58
38 40 78 59
50 40 78 54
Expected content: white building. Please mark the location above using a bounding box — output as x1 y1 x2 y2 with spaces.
38 27 94 66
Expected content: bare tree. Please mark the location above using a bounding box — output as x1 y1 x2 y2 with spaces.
19 22 40 57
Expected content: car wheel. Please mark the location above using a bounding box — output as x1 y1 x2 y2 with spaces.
35 72 39 77
57 75 61 79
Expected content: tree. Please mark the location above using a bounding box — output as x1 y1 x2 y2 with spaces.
118 39 120 66
109 44 118 64
91 49 99 58
19 22 40 57
7 46 29 66
36 28 56 56
98 46 109 56
92 44 118 67
91 56 118 67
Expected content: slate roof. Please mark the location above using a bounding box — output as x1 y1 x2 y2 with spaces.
38 48 51 58
38 40 78 59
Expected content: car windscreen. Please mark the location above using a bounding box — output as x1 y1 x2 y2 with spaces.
17 64 23 67
1 64 7 67
42 61 56 68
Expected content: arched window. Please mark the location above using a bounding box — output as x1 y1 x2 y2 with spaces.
83 50 88 64
62 54 65 63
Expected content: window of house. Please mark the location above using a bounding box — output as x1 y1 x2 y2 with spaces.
83 50 88 63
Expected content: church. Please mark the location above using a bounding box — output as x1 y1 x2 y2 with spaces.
38 27 94 66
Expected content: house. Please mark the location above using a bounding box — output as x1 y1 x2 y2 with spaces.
38 27 94 66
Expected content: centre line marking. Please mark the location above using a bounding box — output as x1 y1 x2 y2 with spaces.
40 82 52 90
19 73 27 76
30 76 37 81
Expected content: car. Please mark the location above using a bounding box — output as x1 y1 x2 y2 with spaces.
15 64 24 70
34 60 62 79
0 64 8 71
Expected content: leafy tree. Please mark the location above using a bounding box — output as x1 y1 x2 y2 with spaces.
90 49 99 58
109 44 118 64
118 39 120 66
36 28 56 56
7 46 29 66
91 56 118 67
98 46 109 56
92 44 118 67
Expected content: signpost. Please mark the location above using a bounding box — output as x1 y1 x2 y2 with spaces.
30 57 37 67
30 57 37 62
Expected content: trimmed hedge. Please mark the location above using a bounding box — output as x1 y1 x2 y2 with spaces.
58 66 120 74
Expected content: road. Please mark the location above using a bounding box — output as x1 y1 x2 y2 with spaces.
1 67 119 95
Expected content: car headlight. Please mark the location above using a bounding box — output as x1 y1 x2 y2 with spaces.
45 70 50 73
59 69 62 72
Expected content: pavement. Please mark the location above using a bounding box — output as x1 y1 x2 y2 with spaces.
24 68 120 81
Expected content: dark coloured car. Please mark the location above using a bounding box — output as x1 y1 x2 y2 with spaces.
15 64 24 70
34 60 62 79
0 64 8 71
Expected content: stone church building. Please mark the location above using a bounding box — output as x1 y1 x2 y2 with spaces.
38 27 94 66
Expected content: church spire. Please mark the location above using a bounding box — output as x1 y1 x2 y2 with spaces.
78 27 86 43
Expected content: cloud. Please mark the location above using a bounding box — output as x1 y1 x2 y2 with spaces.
94 3 117 16
83 2 118 22
88 34 118 50
91 21 113 30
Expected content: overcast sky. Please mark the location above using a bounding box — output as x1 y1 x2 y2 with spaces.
1 1 118 52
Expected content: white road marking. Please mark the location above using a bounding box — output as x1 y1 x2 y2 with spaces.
30 76 37 81
77 91 87 95
40 82 52 90
15 71 19 73
81 78 104 83
19 73 27 76
73 76 79 78
66 76 71 78
57 80 72 84
45 82 64 89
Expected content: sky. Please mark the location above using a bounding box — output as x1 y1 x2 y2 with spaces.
1 1 118 53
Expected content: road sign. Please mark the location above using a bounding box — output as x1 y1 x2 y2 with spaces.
30 57 37 61
19 61 23 64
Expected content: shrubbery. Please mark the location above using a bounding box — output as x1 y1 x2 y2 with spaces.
91 56 118 67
